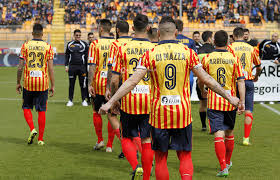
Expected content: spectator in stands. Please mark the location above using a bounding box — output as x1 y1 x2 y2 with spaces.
259 33 280 62
193 31 203 49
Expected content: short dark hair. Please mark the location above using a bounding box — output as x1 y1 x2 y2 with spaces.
193 31 200 35
148 28 158 40
160 16 176 25
233 27 244 38
99 19 112 33
33 23 43 34
88 32 93 36
202 31 213 42
214 30 228 47
243 28 250 33
174 19 183 32
116 20 129 33
74 29 81 34
230 35 234 39
133 14 149 32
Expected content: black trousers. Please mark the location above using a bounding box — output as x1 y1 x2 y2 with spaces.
68 65 87 101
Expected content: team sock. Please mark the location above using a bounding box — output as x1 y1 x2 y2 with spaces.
199 112 207 128
133 137 142 154
155 151 169 180
121 138 138 170
225 136 234 165
177 151 193 180
244 113 253 138
23 109 34 131
38 111 46 141
93 113 103 143
106 121 114 148
113 129 121 141
141 143 154 180
214 137 226 170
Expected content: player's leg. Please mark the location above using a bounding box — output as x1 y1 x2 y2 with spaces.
67 66 76 106
224 110 236 170
243 80 254 145
108 113 121 140
155 150 169 180
78 66 88 106
22 88 37 144
139 115 154 180
92 95 104 149
196 81 207 131
35 89 48 145
106 114 115 152
176 151 193 180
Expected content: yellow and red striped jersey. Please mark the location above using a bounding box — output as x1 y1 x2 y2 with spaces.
228 41 261 80
88 36 115 95
202 49 244 111
138 40 200 129
112 38 155 115
108 36 131 65
19 39 54 91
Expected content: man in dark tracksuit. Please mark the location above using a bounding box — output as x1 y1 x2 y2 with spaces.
65 29 89 107
259 33 280 63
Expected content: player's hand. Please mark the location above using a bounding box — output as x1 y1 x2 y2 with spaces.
49 86 55 97
105 88 111 101
228 96 239 107
237 102 245 115
111 101 120 115
16 84 22 94
99 102 113 115
273 59 279 65
88 86 95 98
65 66 69 72
202 89 208 98
253 75 258 82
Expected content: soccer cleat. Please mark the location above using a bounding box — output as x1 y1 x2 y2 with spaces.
82 100 88 107
118 151 125 159
66 100 74 107
38 141 45 146
93 141 104 150
131 165 143 180
243 137 251 146
216 168 229 177
106 147 112 153
226 161 232 171
27 129 37 144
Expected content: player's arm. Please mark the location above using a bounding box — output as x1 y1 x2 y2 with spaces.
252 49 262 82
65 43 70 72
193 66 239 107
16 58 25 94
88 64 96 97
99 68 147 114
48 60 55 97
237 78 245 114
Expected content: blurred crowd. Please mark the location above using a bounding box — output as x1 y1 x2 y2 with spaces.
0 0 53 27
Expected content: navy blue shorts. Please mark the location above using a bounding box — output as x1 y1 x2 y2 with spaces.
120 110 151 139
151 123 192 152
207 109 236 134
92 94 107 112
237 80 254 112
22 88 48 111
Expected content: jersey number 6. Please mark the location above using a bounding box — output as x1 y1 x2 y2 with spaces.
217 67 226 87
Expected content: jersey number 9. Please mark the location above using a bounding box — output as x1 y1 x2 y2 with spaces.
165 64 176 90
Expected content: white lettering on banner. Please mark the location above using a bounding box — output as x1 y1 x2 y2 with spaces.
216 90 231 98
30 70 42 77
161 95 181 105
100 71 107 78
131 85 150 94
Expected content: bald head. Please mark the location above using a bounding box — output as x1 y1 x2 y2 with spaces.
159 16 177 38
272 33 279 43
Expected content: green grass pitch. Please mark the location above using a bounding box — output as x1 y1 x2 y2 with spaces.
0 66 279 180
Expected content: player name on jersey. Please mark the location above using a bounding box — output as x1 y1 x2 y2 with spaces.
209 58 234 64
155 52 186 61
126 48 150 55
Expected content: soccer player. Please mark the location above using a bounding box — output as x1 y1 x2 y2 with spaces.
16 23 55 146
200 30 245 177
108 14 155 180
148 28 159 44
228 27 262 146
99 16 240 180
197 31 215 131
88 19 116 152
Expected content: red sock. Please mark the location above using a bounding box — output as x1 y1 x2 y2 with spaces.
93 113 103 143
225 136 234 164
141 143 154 180
38 111 46 141
155 151 169 180
121 138 138 170
177 151 193 180
113 129 121 141
244 113 253 138
133 137 142 154
214 137 226 170
23 109 34 131
106 121 114 148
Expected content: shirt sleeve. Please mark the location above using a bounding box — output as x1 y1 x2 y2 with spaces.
111 46 122 74
189 49 200 70
47 45 54 61
252 48 261 67
201 56 207 71
108 42 116 65
65 42 70 66
19 43 26 60
88 41 96 65
235 57 245 80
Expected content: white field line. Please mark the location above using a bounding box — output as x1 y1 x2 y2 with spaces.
260 104 280 115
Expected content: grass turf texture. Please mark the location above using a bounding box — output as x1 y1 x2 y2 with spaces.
0 66 279 180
